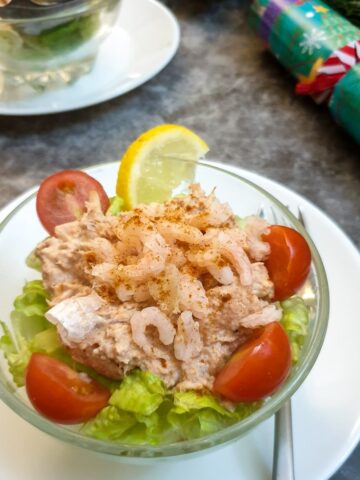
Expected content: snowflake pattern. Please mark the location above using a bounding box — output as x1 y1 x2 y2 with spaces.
299 28 327 55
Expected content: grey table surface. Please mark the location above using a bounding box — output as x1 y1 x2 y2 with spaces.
0 0 359 478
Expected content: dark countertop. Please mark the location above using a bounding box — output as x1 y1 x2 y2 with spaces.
0 0 359 478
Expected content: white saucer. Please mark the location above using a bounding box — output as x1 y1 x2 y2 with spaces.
1 161 360 480
0 0 180 116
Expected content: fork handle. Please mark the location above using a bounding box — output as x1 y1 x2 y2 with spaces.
272 401 295 480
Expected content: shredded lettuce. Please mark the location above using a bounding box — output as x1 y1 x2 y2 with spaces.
281 296 309 363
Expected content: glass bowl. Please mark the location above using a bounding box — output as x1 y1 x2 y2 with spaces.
0 160 329 462
0 0 122 99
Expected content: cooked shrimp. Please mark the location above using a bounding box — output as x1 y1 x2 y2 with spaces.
174 311 203 362
133 202 165 219
116 234 142 260
208 265 234 285
187 248 235 285
37 182 283 393
205 191 234 226
115 283 133 302
187 246 218 267
241 304 282 328
91 262 115 284
178 273 210 320
242 216 270 261
188 190 233 229
206 231 252 286
251 262 274 298
88 238 117 263
117 227 170 282
148 264 180 314
168 244 187 267
130 307 176 358
116 282 151 303
133 284 151 303
157 221 203 244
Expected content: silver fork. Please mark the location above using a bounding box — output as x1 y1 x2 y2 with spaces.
273 400 295 480
257 204 308 480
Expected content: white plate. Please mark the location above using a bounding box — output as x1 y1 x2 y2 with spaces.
0 0 180 116
0 161 359 480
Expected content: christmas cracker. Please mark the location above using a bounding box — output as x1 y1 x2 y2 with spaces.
250 0 360 144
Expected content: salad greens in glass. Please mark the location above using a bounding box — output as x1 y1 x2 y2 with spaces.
0 0 120 95
0 199 310 446
0 14 100 62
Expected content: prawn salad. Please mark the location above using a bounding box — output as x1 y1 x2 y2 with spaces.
0 169 312 445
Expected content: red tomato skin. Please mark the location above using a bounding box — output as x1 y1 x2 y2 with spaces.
26 354 110 424
263 225 312 301
213 323 291 402
36 170 109 236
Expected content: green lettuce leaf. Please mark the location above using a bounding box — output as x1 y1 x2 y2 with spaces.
106 196 124 216
235 215 247 230
26 15 100 55
10 280 51 347
81 406 136 441
281 296 309 363
135 398 177 444
82 373 256 444
0 280 122 388
12 280 49 329
82 396 178 445
30 326 76 366
167 391 261 440
26 249 42 272
0 280 51 386
234 401 263 419
171 390 233 416
109 370 166 416
82 377 261 444
31 327 61 354
1 278 308 445
167 407 232 439
0 321 31 387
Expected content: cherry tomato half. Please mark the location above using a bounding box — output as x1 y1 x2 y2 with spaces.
263 225 312 301
26 353 110 424
213 322 291 402
36 170 109 236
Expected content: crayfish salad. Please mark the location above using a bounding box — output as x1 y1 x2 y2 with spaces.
0 170 312 445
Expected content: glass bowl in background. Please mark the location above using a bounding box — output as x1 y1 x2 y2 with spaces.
0 0 122 99
0 160 329 462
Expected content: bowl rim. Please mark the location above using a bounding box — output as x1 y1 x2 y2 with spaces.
0 159 330 458
0 0 120 24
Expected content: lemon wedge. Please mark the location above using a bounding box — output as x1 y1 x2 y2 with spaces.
116 124 209 209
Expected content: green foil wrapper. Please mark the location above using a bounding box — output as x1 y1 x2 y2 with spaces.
330 63 360 143
250 0 360 143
